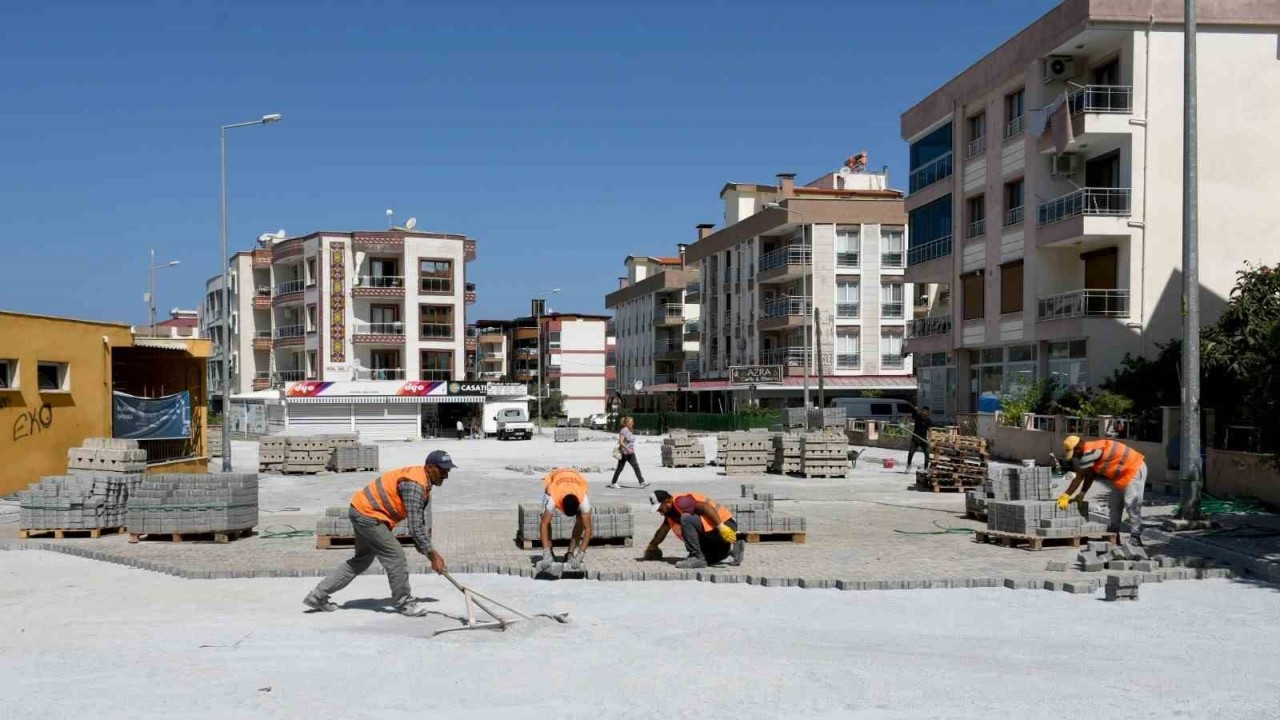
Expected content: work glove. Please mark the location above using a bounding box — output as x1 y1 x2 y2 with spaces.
536 548 555 572
1056 493 1072 511
569 551 585 571
642 545 663 561
717 524 738 544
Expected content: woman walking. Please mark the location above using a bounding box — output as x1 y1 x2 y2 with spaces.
609 416 648 489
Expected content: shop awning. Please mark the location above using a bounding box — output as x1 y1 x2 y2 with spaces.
286 395 485 404
646 376 918 393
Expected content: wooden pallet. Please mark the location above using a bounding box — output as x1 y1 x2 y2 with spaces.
741 530 806 544
514 535 633 550
973 529 1118 551
915 481 981 493
316 534 414 550
19 526 126 540
802 471 849 479
128 528 254 544
964 510 988 522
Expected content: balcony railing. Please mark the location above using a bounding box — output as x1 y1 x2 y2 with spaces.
353 321 405 335
836 303 860 319
273 370 306 384
907 236 952 267
1036 289 1131 321
881 354 906 370
685 280 701 296
761 347 832 367
480 371 504 381
967 218 986 239
761 296 812 319
654 341 686 355
1068 85 1133 115
273 279 304 296
420 369 451 381
420 277 452 293
357 368 406 381
759 245 812 273
358 275 404 289
1037 188 1132 226
683 319 701 335
836 251 860 268
420 322 453 339
881 251 905 268
274 325 304 340
908 151 953 194
966 135 986 158
1004 205 1024 227
836 353 861 369
1003 114 1025 139
881 302 905 319
655 303 684 320
909 315 953 338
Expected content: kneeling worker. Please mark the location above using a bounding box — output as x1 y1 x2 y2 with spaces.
304 451 454 616
1057 435 1148 544
644 490 743 569
537 468 593 573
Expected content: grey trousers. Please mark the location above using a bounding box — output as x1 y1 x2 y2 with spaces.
312 507 412 606
679 514 736 565
1105 462 1147 538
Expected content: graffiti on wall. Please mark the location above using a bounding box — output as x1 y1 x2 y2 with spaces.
330 241 346 363
11 403 53 442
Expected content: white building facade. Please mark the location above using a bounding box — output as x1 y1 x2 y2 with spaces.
605 253 700 392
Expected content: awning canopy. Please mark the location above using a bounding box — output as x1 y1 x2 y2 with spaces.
131 337 194 352
286 395 485 404
647 376 918 393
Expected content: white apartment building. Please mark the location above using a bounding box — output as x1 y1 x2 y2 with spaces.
605 252 700 392
202 229 477 409
473 313 609 418
901 0 1280 417
677 162 916 404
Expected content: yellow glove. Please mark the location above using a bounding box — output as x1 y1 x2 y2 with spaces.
717 524 737 544
1056 493 1071 510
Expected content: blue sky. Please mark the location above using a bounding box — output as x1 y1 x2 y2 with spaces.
0 0 1057 325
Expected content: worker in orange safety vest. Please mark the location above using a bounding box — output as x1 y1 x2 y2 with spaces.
537 468 594 575
643 490 743 569
1057 436 1148 544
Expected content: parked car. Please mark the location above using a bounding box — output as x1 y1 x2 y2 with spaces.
587 413 608 430
831 398 915 422
495 407 534 441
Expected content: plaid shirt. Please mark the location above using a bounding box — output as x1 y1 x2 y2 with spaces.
398 481 433 555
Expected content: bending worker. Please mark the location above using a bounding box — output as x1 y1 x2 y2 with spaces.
1057 435 1147 544
537 467 593 573
304 451 455 616
644 490 743 569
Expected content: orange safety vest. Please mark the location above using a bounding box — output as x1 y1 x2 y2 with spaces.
543 468 589 513
350 465 435 528
665 492 734 540
1078 439 1145 489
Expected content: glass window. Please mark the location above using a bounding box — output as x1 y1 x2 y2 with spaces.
1003 179 1025 226
548 331 561 348
306 304 318 332
908 195 953 246
1008 344 1036 363
37 362 66 391
836 226 860 267
0 359 12 389
837 281 860 304
1000 261 1024 314
881 227 905 268
870 403 894 416
909 122 953 171
420 350 452 381
419 304 454 339
419 259 453 293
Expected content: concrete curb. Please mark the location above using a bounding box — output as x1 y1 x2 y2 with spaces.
1146 528 1280 584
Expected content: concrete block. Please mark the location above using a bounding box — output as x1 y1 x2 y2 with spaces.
1062 581 1095 594
1046 561 1069 572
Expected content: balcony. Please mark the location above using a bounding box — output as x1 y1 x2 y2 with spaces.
272 370 306 386
1004 206 1025 228
464 238 477 262
654 341 689 362
252 371 271 390
465 282 477 305
480 371 504 381
419 322 453 340
1037 289 1130 322
354 275 406 298
966 135 986 159
836 303 860 319
836 353 861 370
908 152 953 194
251 250 272 268
1038 188 1131 226
1003 114 1025 140
273 279 305 303
356 368 406 381
881 302 905 320
253 287 272 309
352 321 406 343
908 315 952 338
881 354 906 370
758 245 812 284
1038 86 1135 154
273 325 305 343
907 236 951 267
759 296 811 331
480 350 503 360
654 303 684 326
761 347 832 372
683 319 701 338
836 252 860 269
253 331 273 351
967 218 986 239
684 280 701 302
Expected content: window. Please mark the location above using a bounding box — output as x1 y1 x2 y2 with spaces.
836 331 860 369
836 226 860 268
881 282 904 319
837 281 860 318
419 259 453 294
970 348 1005 397
966 195 986 239
962 271 985 321
1003 88 1025 138
306 350 318 378
548 331 561 349
1007 344 1037 392
908 122 954 193
1003 179 1025 227
0 359 14 389
907 195 953 261
306 258 317 287
419 304 454 339
881 331 905 369
1000 260 1024 315
881 227 905 268
1048 340 1089 390
37 361 67 391
870 402 894 416
306 304 317 332
420 351 452 381
966 112 986 157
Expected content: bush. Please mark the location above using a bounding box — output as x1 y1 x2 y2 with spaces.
1000 379 1052 427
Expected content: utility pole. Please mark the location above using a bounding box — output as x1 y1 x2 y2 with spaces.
814 307 825 411
1179 0 1203 520
803 226 811 419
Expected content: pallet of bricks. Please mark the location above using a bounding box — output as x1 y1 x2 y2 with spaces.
284 435 330 474
807 407 847 433
770 432 802 474
554 427 580 442
331 444 380 472
975 465 1112 550
783 407 807 430
258 436 287 473
515 502 633 549
67 437 148 474
127 473 259 543
315 506 411 548
661 431 705 468
18 473 138 539
800 432 848 478
915 428 988 492
715 431 770 475
724 487 807 543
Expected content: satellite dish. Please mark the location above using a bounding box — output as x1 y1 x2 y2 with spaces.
405 217 417 231
275 229 287 239
633 380 644 392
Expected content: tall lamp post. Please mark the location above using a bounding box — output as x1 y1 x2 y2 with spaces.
1179 0 1203 520
220 113 282 471
533 288 561 433
763 202 814 416
148 250 181 337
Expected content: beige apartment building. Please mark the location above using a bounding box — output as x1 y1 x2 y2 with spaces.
605 253 700 392
902 0 1280 417
473 313 610 418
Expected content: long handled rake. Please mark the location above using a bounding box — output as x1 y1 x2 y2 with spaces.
433 572 570 637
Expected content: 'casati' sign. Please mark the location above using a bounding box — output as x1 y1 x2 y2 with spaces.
728 365 783 385
448 382 488 396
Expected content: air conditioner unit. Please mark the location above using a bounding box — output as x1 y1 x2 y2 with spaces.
1049 153 1081 178
1042 55 1076 84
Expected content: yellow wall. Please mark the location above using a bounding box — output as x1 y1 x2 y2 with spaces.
0 312 134 496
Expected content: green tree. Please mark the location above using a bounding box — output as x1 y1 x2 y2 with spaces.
1202 264 1280 457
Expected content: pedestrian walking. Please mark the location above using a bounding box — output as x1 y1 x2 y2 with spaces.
608 416 648 488
456 419 465 440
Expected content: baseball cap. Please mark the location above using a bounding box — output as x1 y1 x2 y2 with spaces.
425 450 457 470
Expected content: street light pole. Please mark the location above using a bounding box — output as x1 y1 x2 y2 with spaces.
148 249 181 338
220 113 282 472
533 288 561 433
1179 0 1203 520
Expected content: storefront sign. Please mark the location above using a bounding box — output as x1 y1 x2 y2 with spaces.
728 365 783 385
447 381 488 396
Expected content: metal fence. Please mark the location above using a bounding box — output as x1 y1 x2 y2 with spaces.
1037 187 1132 225
1036 289 1130 321
759 245 812 273
907 236 952 266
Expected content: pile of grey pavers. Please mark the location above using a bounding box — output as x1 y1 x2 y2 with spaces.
661 432 706 467
964 489 987 518
807 407 847 432
800 432 848 478
715 431 770 475
723 491 807 537
284 437 337 474
258 434 362 474
1105 574 1140 601
554 427 580 442
770 433 803 474
316 506 410 540
984 465 1109 538
126 473 258 538
1059 538 1155 572
987 466 1053 500
783 407 807 429
516 502 633 547
67 438 147 474
331 445 379 472
18 474 139 534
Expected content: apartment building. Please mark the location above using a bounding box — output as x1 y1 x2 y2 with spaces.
901 0 1280 418
604 253 700 392
673 161 915 404
202 229 477 408
473 313 610 418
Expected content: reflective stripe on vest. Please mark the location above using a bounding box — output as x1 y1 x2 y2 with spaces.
666 492 734 540
543 468 588 513
1082 439 1145 489
351 465 433 527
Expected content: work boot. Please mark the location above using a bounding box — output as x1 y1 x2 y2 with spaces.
675 556 707 569
397 600 429 617
303 592 337 612
728 539 745 567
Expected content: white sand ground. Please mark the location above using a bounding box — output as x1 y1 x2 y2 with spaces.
3 551 1278 719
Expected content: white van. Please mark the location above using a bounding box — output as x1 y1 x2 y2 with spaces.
831 398 915 421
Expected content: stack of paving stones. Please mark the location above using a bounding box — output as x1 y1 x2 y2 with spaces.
721 497 808 536
66 438 147 474
917 430 989 490
807 407 847 432
783 407 807 430
1105 574 1141 601
126 474 259 537
554 427 580 442
331 445 379 472
715 431 770 475
661 432 706 468
964 488 987 519
986 499 1109 538
316 506 410 539
800 432 848 478
18 474 138 533
1067 539 1153 572
258 437 287 473
770 433 803 474
516 502 633 547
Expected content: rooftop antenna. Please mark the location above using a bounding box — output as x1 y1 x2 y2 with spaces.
405 217 417 231
386 208 394 229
